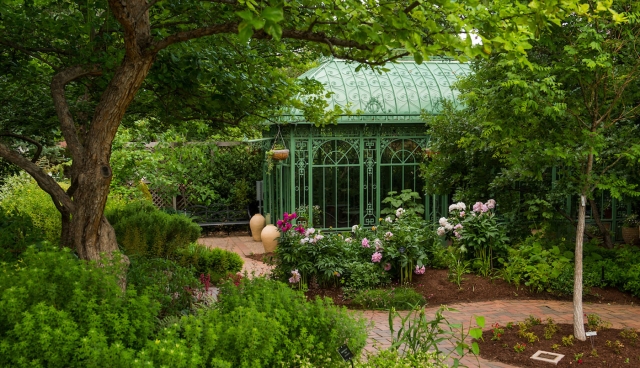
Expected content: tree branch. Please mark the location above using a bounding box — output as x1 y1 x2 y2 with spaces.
51 64 103 160
0 39 60 70
0 132 43 163
149 22 239 54
150 22 374 55
0 142 74 212
403 1 420 14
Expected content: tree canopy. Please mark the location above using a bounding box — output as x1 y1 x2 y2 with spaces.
0 0 595 261
423 0 640 340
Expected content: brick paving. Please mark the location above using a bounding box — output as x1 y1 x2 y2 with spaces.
200 235 640 367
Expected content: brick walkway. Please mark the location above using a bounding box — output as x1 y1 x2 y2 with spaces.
200 235 640 368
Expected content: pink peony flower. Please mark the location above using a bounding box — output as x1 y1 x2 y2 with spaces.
459 211 465 217
384 263 392 271
294 226 305 234
371 252 382 263
289 269 301 283
384 231 393 240
414 265 426 275
362 238 370 248
472 202 484 213
486 199 496 209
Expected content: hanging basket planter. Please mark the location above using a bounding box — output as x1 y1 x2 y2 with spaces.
271 149 289 161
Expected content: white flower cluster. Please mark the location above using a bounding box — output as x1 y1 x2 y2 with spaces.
352 224 359 233
448 202 466 213
395 208 405 219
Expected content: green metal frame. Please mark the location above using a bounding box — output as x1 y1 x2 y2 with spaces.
263 124 448 229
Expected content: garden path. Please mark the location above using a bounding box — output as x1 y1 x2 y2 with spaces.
199 235 640 367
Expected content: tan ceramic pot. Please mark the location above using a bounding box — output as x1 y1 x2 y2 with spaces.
250 214 266 241
261 224 280 252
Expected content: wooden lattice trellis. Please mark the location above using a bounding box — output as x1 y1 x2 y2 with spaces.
149 184 190 210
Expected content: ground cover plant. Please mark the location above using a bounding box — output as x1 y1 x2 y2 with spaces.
477 315 640 367
351 287 426 310
1 246 395 367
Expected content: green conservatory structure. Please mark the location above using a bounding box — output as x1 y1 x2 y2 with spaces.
262 58 469 230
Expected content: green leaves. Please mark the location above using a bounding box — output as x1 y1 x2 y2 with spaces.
236 5 284 42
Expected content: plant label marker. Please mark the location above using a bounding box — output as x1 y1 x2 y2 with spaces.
530 350 564 365
586 331 597 349
337 344 354 367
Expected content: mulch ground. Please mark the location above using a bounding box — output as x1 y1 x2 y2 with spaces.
305 269 640 308
477 322 640 367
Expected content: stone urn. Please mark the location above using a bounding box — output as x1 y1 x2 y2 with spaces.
261 224 280 252
250 213 266 241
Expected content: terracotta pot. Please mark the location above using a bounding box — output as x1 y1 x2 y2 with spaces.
271 149 289 160
250 214 266 242
621 226 639 245
261 225 280 252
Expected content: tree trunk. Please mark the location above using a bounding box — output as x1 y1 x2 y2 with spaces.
573 193 587 341
588 198 614 249
61 173 119 260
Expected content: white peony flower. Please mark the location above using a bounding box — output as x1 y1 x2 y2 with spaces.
352 224 359 233
439 217 449 226
436 227 446 236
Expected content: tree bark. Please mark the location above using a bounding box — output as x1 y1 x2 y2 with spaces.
588 198 614 249
60 56 155 260
573 149 595 342
573 193 587 341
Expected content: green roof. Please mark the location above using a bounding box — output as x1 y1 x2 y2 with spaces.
288 58 469 121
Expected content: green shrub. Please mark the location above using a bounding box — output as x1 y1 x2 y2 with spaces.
342 261 392 297
0 173 63 244
176 243 243 283
352 287 426 310
0 246 160 368
360 350 448 368
126 256 200 318
105 200 201 257
215 277 369 366
0 210 47 262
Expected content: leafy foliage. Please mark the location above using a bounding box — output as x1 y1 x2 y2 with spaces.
352 287 426 310
176 243 244 283
213 277 369 366
105 200 201 257
274 211 435 289
126 256 200 318
0 173 66 244
111 126 263 206
381 190 424 218
0 247 160 367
